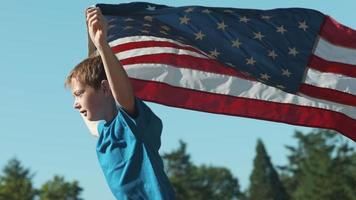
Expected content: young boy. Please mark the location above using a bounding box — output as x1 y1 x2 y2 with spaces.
65 7 175 200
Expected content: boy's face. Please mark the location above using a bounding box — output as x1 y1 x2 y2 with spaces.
70 78 107 121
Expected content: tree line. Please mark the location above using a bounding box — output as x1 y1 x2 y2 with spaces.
1 129 355 200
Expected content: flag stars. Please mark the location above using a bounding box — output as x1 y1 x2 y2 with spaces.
124 18 134 22
144 16 154 22
260 73 271 81
232 39 242 48
194 31 206 40
246 57 256 65
160 30 169 35
223 9 234 13
201 9 212 14
124 26 133 30
239 16 250 23
261 15 272 20
143 23 152 27
146 5 156 11
140 29 150 34
184 7 194 13
217 21 228 31
179 15 190 24
268 50 278 60
288 47 299 56
253 32 265 41
298 21 308 31
276 25 287 34
161 25 170 31
209 49 220 58
282 69 292 77
276 84 286 89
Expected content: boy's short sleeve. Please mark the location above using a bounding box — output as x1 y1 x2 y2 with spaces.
98 98 163 152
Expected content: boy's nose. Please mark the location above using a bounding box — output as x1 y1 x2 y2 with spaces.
73 101 81 110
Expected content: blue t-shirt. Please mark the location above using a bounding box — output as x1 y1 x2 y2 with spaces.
96 98 175 200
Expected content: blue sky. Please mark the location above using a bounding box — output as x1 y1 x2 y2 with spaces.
0 1 355 199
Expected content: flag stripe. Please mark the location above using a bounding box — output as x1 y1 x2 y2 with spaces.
309 55 356 78
300 84 356 107
112 40 206 58
119 53 251 79
314 37 356 66
123 62 356 119
131 78 356 141
304 68 356 96
319 16 356 49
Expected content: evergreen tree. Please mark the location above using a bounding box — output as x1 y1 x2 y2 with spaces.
39 175 83 200
280 129 356 200
163 140 244 200
0 158 37 200
248 139 288 200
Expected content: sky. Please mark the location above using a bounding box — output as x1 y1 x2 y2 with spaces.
0 1 355 199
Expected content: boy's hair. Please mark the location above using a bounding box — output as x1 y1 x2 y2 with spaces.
65 55 107 90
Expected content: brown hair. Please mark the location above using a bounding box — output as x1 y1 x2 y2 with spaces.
65 55 107 90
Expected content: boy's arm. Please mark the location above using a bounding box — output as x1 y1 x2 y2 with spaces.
86 7 136 116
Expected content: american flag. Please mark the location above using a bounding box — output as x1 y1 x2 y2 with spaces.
92 2 356 141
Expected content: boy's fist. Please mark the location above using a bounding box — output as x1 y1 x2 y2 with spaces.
86 7 108 50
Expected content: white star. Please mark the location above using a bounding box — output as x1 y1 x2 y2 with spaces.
288 47 299 56
201 9 211 14
161 25 170 31
239 16 250 23
276 84 285 89
282 69 292 77
124 18 134 22
144 16 153 22
143 23 151 27
179 15 190 24
217 21 228 31
253 32 265 41
276 25 287 34
298 21 308 31
209 49 220 58
124 26 133 30
260 73 271 80
261 15 272 20
146 5 156 11
246 57 256 65
194 31 206 40
140 29 150 34
160 30 168 35
268 50 278 60
232 39 242 48
223 9 234 13
184 7 194 13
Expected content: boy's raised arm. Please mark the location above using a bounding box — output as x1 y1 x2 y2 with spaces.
86 7 136 116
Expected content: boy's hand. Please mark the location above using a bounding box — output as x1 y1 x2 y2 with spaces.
86 7 108 51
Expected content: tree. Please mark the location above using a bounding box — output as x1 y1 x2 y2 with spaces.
39 175 83 200
248 139 288 200
279 129 356 200
163 140 244 200
0 158 37 200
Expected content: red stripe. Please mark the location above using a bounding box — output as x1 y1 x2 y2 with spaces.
309 55 356 78
319 16 356 49
299 84 356 107
111 40 207 57
131 79 356 141
119 53 253 79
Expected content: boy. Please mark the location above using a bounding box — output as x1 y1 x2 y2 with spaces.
65 7 175 200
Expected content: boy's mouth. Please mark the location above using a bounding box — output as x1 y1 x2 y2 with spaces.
80 110 87 116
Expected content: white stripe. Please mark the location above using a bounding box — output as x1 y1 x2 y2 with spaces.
123 63 356 119
305 67 356 96
116 47 209 60
314 37 356 66
109 35 210 57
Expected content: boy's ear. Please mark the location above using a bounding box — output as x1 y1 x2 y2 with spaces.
100 80 112 96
